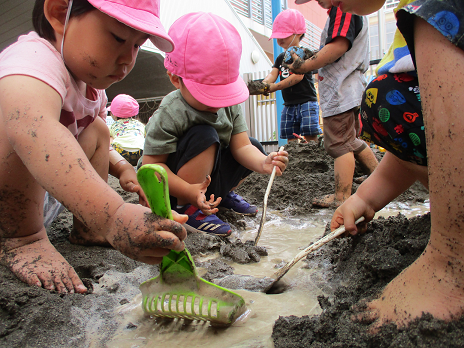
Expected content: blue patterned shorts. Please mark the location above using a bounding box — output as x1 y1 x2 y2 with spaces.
360 72 426 166
397 0 464 60
280 101 322 139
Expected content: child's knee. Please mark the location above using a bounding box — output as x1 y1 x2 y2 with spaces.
79 117 110 157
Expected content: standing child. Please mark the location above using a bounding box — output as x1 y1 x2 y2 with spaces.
141 12 289 236
0 0 188 294
288 0 378 208
262 9 321 143
109 94 145 166
306 0 464 331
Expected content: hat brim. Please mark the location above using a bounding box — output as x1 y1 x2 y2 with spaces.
269 32 296 40
89 1 174 52
295 0 312 3
183 77 250 109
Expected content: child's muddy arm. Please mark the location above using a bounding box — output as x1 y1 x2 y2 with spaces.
230 132 288 176
109 148 148 206
331 151 422 234
285 37 350 74
0 76 125 230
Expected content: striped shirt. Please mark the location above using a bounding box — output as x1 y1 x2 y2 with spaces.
318 7 369 118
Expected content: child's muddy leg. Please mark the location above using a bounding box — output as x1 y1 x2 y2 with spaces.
358 17 464 330
0 149 86 293
69 117 111 245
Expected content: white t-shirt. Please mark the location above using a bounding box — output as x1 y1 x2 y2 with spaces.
0 31 107 138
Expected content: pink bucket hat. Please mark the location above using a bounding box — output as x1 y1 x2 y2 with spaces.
109 94 139 118
270 9 306 39
164 12 249 108
87 0 174 52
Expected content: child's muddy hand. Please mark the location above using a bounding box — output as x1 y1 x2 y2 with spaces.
330 195 375 236
1 232 87 294
282 52 305 74
121 180 149 207
190 176 220 215
264 150 289 176
107 204 187 265
197 194 221 215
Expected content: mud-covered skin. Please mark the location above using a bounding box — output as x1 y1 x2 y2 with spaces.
282 48 318 72
247 80 271 95
103 205 187 264
1 229 85 294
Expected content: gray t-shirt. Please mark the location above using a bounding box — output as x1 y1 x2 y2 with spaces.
318 9 369 118
144 90 248 155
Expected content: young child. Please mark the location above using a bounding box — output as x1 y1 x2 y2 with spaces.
261 9 322 143
109 94 145 166
287 0 378 208
0 0 188 294
141 12 289 236
317 0 464 330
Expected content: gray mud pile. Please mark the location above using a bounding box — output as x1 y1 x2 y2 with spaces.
272 213 464 347
236 141 428 216
0 141 441 348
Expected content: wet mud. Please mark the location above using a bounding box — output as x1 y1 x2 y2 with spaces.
1 141 456 348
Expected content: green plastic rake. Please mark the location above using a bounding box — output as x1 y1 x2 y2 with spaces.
137 164 246 326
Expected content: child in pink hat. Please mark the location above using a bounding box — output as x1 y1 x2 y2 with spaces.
141 12 289 236
109 94 146 166
0 0 188 294
261 9 322 144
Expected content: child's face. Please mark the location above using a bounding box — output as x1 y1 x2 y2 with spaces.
62 10 150 89
277 35 298 50
331 0 385 15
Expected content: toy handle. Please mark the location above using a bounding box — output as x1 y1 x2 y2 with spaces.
137 164 197 278
137 164 173 220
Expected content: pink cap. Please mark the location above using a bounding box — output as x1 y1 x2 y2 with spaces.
164 12 249 108
88 0 174 52
270 9 306 39
109 94 139 118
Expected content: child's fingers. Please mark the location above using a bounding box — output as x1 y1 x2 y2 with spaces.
172 210 188 225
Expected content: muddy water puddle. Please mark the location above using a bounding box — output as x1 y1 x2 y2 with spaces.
100 202 430 348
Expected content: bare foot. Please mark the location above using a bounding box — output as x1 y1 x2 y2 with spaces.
312 194 343 208
1 229 87 294
69 217 111 247
355 243 464 330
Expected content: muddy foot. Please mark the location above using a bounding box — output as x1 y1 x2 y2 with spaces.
311 194 343 209
354 245 464 330
1 230 87 294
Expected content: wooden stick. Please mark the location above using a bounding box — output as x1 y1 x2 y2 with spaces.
254 146 285 246
270 217 365 284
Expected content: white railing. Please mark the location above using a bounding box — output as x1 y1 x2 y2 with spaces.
229 0 275 29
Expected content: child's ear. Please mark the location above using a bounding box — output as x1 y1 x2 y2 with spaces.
167 71 181 89
43 0 70 36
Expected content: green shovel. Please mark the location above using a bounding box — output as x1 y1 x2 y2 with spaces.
137 164 246 326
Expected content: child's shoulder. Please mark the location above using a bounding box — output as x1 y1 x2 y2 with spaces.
1 32 60 64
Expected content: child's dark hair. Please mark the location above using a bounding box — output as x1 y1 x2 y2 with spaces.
32 0 96 42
